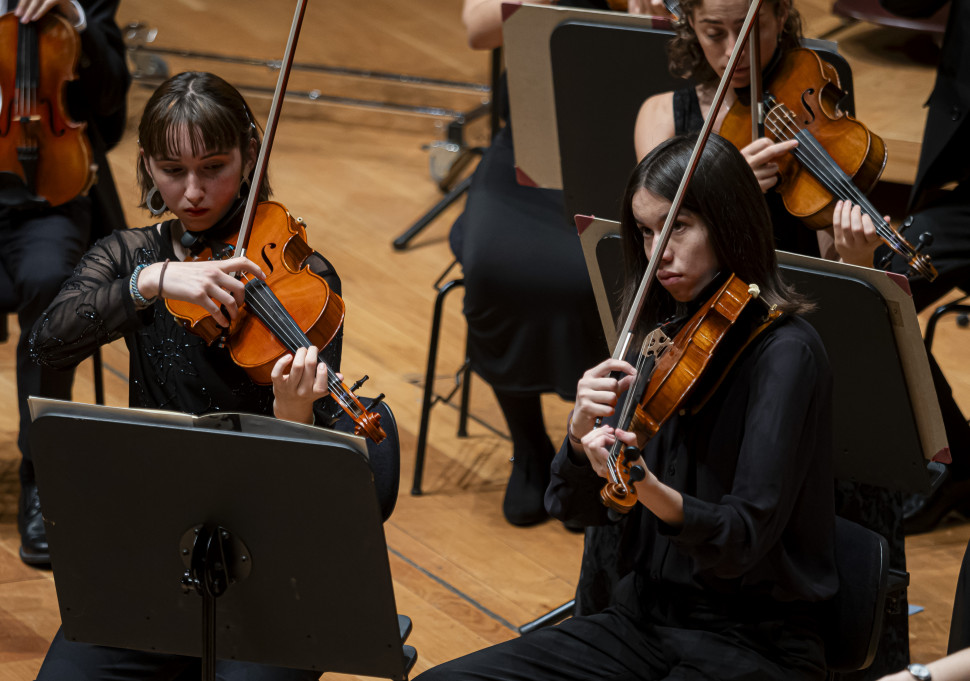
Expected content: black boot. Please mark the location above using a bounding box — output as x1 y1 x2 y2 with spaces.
494 390 555 527
503 449 553 526
19 481 51 567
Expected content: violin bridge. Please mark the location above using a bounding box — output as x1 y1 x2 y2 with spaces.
643 327 673 359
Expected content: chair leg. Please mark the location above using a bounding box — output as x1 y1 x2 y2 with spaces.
93 348 105 406
518 599 575 635
412 278 465 496
924 297 970 351
393 175 474 251
457 337 472 438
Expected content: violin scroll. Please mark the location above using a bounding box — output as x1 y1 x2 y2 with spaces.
600 445 645 515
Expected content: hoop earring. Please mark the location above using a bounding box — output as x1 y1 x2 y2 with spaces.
146 184 167 216
238 176 252 200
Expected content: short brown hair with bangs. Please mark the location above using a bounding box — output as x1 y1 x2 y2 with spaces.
136 71 270 212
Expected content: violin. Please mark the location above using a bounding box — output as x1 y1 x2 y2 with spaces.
163 0 386 444
0 10 96 207
719 48 937 281
601 274 777 514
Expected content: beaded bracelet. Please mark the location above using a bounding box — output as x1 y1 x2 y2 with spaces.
129 263 157 308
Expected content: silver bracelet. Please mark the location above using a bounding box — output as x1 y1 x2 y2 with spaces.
129 263 156 308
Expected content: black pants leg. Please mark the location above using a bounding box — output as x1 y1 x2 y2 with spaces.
0 201 90 484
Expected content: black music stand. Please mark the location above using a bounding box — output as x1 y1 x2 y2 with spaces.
29 400 417 681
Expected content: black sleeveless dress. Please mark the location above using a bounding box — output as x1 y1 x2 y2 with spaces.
449 1 611 399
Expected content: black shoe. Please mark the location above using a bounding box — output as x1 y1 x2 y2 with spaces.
502 456 551 527
903 477 970 535
18 482 51 567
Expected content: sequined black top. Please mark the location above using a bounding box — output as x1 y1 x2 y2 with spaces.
30 220 343 419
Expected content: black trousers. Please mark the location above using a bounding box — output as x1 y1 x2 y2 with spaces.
415 579 827 681
0 199 90 483
37 628 320 681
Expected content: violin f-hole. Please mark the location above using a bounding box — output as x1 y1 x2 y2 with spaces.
799 89 816 125
258 243 279 273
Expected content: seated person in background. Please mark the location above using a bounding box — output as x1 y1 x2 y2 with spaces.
451 0 611 526
414 133 838 681
0 0 129 567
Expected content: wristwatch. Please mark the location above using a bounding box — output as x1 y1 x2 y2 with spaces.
908 663 932 680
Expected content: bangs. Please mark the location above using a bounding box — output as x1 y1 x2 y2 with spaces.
142 93 241 160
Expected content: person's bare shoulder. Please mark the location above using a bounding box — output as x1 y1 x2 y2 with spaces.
634 91 676 161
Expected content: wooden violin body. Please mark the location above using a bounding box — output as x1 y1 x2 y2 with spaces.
166 202 386 444
720 48 886 231
601 274 768 514
0 11 95 206
719 48 936 280
166 201 344 384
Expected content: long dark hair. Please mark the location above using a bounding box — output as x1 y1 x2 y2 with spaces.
667 0 803 86
618 133 812 327
136 71 270 211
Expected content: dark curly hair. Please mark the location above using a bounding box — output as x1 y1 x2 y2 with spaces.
667 0 803 86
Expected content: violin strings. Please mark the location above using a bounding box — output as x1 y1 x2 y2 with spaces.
17 24 37 151
764 104 910 255
246 285 358 413
765 106 901 252
245 283 362 418
244 281 365 419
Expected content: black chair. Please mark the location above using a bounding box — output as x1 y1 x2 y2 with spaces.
924 291 970 352
823 516 893 673
411 260 474 496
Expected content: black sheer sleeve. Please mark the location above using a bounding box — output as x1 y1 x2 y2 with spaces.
30 227 161 370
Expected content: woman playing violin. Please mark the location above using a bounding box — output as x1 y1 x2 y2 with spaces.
634 0 841 259
414 133 837 681
28 71 376 680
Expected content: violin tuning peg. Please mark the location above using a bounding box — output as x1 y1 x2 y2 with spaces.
367 394 385 413
350 375 369 392
628 465 646 484
917 231 934 251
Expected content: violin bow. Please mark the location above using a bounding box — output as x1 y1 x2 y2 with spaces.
235 0 309 260
749 0 764 140
611 0 768 361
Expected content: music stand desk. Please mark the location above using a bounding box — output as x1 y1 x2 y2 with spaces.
29 398 415 680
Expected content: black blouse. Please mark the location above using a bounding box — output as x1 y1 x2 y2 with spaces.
30 221 343 421
546 315 838 607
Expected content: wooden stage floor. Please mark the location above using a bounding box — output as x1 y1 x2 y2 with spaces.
0 0 967 678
